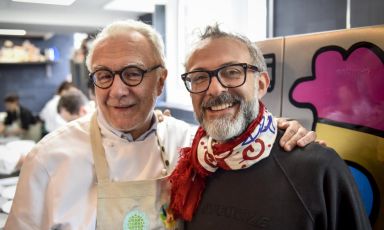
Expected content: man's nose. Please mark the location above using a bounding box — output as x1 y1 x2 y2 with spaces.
206 76 227 96
109 73 130 95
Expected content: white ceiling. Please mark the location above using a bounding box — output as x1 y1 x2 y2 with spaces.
0 0 151 35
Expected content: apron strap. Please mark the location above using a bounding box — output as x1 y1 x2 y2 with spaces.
90 112 110 183
156 123 170 175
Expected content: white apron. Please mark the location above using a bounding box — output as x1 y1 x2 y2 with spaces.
90 114 180 230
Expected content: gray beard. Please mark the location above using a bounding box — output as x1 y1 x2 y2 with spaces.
196 94 259 141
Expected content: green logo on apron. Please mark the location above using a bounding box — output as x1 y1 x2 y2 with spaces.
123 210 149 230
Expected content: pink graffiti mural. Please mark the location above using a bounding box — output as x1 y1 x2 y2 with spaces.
291 42 384 134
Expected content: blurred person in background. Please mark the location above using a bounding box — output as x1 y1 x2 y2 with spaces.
57 88 92 122
0 93 37 138
0 89 91 177
39 81 76 133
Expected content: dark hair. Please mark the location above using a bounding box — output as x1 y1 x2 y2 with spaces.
4 93 19 103
57 81 75 95
57 89 88 115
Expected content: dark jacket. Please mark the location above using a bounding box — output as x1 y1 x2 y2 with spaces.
4 105 37 130
185 130 371 230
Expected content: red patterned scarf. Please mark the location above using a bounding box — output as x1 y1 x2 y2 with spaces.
169 102 277 221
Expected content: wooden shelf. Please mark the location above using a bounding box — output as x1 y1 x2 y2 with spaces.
0 61 54 65
0 61 56 77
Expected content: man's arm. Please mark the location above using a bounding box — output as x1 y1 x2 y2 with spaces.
5 150 49 229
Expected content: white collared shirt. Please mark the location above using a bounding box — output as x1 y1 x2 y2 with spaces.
5 111 194 229
39 95 66 132
97 110 157 142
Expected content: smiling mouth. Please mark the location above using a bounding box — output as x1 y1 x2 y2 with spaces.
111 104 135 109
208 103 234 111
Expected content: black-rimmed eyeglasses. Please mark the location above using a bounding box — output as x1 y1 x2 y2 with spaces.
181 63 259 94
89 64 163 89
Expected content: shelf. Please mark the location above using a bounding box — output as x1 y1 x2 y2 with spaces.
0 61 54 65
0 61 55 77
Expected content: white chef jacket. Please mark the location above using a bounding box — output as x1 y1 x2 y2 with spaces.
4 111 194 230
39 95 66 132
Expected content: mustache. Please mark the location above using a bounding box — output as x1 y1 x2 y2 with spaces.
201 92 242 109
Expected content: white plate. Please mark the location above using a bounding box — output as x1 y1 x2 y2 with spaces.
6 140 35 155
0 177 18 187
0 213 8 228
1 185 16 199
1 200 12 214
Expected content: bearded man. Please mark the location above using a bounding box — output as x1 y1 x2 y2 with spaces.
169 25 371 230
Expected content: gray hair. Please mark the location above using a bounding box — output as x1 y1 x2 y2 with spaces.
86 20 166 71
186 24 267 72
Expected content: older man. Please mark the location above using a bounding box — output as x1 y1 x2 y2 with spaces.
169 25 371 230
6 20 316 230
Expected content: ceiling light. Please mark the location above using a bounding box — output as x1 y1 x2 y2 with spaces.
104 0 166 13
0 29 26 36
12 0 77 6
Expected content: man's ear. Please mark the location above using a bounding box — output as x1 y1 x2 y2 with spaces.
79 106 87 117
257 72 270 99
157 68 168 96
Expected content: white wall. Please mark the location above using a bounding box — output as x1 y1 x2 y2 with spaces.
164 0 267 109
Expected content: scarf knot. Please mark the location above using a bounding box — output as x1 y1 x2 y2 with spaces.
169 102 277 221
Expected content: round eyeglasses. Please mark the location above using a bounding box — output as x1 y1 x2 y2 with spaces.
181 63 259 94
89 64 163 89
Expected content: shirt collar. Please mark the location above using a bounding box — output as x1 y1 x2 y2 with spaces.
97 109 158 142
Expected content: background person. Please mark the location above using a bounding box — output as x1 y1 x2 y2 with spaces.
39 81 76 133
0 93 37 138
0 90 91 177
57 88 92 122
